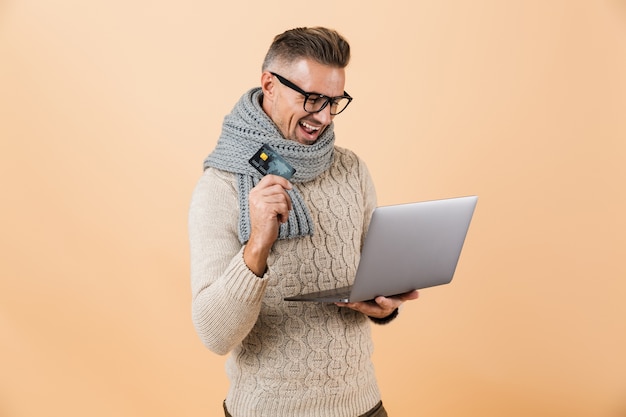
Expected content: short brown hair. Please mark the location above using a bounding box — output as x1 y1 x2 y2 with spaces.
262 27 351 71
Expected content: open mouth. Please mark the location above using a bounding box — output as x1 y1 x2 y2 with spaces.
299 120 321 134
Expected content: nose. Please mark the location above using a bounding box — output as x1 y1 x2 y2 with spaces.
313 104 333 125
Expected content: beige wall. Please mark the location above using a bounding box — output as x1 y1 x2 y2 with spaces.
1 1 625 416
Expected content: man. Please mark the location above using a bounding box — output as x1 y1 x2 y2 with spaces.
189 26 419 417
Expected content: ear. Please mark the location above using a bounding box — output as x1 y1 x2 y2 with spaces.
260 71 275 98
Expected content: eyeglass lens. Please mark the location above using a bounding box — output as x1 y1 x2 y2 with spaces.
304 95 351 115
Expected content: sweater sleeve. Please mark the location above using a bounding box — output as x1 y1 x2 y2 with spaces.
188 168 269 355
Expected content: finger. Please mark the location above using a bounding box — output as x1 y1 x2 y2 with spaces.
339 301 391 317
253 181 293 212
250 184 292 210
374 296 395 310
379 290 419 305
258 174 292 190
264 193 293 219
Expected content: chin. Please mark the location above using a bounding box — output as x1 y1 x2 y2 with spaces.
297 138 318 146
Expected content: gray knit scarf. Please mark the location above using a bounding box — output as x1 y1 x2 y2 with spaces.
203 87 335 244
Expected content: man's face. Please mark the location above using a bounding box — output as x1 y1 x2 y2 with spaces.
261 59 346 146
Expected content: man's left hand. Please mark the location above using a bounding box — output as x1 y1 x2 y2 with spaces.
335 290 419 319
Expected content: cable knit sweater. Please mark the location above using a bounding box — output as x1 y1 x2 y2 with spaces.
189 146 380 417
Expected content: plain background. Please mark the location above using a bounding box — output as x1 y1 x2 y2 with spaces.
1 1 625 416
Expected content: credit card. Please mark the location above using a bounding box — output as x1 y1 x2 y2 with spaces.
249 144 296 180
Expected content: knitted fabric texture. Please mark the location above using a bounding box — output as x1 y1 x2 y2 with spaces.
189 146 381 416
203 87 335 244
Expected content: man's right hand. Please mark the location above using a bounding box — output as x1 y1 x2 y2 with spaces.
243 175 293 276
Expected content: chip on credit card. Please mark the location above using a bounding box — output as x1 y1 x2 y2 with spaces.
249 144 296 180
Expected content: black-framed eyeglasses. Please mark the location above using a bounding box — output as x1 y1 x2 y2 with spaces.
270 72 353 116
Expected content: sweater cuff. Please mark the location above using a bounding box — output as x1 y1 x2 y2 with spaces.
368 308 399 325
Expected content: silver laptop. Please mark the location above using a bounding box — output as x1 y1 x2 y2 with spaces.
284 195 478 303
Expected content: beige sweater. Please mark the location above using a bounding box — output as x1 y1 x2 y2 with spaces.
189 146 381 417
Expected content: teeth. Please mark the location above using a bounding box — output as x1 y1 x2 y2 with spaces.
300 121 320 131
